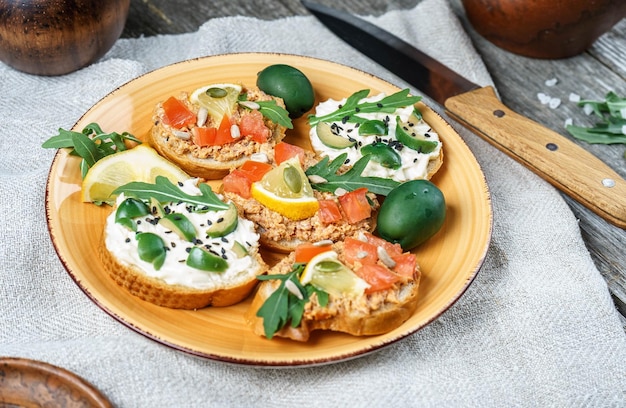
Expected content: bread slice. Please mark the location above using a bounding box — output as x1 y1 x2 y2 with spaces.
148 87 288 180
223 190 378 253
100 183 268 309
100 239 265 309
245 234 421 341
308 95 444 182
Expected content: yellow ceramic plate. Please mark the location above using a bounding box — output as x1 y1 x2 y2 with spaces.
45 53 492 366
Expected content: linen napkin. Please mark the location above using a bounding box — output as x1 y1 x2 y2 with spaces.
1 0 625 407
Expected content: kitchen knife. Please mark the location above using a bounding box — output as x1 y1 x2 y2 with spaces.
302 0 626 229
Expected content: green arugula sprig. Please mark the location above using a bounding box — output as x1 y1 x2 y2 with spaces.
239 95 293 129
255 264 329 339
566 91 626 148
42 123 141 178
308 88 421 127
306 153 400 196
113 176 229 212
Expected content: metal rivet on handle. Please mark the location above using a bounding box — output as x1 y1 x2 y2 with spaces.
493 109 505 118
602 178 616 188
546 143 558 151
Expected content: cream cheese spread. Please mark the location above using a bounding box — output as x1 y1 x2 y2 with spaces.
104 179 260 290
309 92 441 182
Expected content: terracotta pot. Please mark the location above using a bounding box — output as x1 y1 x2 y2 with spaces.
461 0 626 59
0 0 130 75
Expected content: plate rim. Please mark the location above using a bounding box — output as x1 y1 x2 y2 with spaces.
44 52 493 367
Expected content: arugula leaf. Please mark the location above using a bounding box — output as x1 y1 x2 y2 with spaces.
113 176 229 212
255 264 329 339
306 154 400 196
308 88 421 127
254 100 293 129
42 123 141 178
566 91 626 149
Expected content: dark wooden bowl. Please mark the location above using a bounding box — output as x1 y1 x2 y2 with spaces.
461 0 626 59
0 0 130 75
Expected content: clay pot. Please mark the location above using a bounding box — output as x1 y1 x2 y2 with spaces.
0 0 130 75
461 0 626 59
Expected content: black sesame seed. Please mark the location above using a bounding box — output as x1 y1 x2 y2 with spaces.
125 238 131 243
376 103 383 108
216 217 224 224
171 242 177 248
177 181 184 187
185 247 192 253
194 239 203 245
221 237 229 243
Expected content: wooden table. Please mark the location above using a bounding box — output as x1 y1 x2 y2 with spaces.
121 0 626 328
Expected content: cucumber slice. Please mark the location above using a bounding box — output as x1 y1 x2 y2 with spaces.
159 213 197 242
395 116 438 154
316 121 355 149
232 241 249 259
206 203 238 238
149 197 165 217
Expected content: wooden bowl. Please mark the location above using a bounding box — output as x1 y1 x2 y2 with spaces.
461 0 626 59
0 0 130 75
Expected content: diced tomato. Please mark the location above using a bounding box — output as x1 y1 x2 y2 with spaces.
343 237 378 266
355 264 400 294
191 127 217 147
338 187 372 224
239 110 270 143
274 142 306 165
211 114 241 145
239 160 272 182
162 96 196 128
222 170 253 198
222 160 273 198
317 199 343 224
391 252 417 278
295 243 333 264
363 232 403 258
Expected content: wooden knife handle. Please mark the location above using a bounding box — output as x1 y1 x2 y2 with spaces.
445 86 626 229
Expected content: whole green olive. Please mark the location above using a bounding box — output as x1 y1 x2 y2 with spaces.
376 179 446 250
256 64 315 118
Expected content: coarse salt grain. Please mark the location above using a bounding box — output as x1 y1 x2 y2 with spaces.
545 78 558 87
564 118 573 127
549 98 562 109
537 93 551 104
622 125 626 135
569 93 581 103
620 107 626 119
583 103 594 115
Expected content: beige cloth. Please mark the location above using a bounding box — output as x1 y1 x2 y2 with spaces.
1 0 625 406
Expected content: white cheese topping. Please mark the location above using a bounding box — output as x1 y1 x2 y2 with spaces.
309 92 441 182
104 179 260 290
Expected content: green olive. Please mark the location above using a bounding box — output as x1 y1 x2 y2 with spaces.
376 180 446 250
256 64 315 118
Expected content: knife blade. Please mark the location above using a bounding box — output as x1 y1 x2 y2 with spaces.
302 0 626 229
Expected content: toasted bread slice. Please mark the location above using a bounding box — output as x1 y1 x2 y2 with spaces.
100 238 265 309
148 87 288 180
223 190 378 253
245 234 421 341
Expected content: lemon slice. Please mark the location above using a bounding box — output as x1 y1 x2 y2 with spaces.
81 144 189 203
300 250 369 297
190 83 242 125
250 157 319 220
